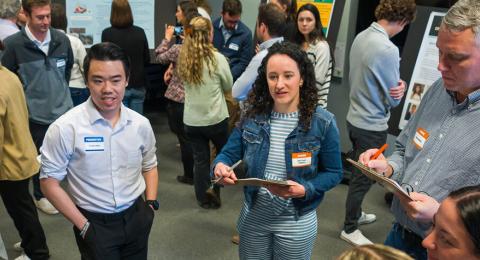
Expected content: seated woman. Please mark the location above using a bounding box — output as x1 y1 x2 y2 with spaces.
213 42 343 260
422 185 480 260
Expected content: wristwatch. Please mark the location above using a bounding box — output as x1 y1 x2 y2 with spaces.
146 200 159 210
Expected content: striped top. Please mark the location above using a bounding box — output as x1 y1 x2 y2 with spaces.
305 40 332 109
258 110 299 215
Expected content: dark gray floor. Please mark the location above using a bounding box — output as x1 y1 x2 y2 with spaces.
0 111 394 260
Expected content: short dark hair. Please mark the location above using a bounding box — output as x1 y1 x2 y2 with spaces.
22 0 51 15
246 41 318 130
449 185 480 256
110 0 133 28
375 0 416 23
296 3 326 44
50 3 67 31
83 42 131 82
257 3 286 37
222 0 242 16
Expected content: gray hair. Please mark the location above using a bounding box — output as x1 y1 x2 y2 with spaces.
0 0 21 19
442 0 480 39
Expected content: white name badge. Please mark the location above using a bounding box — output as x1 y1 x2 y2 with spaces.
229 43 239 51
292 152 312 168
413 128 429 150
56 59 66 68
84 136 105 152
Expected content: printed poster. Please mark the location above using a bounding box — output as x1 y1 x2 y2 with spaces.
66 0 155 48
399 12 445 129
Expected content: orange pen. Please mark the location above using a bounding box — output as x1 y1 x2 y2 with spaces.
371 144 388 160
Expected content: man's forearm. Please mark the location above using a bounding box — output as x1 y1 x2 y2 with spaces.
143 167 158 200
40 178 88 229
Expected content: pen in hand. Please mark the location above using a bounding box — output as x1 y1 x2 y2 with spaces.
212 160 242 185
370 144 388 160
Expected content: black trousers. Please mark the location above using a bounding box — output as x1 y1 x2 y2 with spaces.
184 119 229 204
74 197 154 260
344 122 388 233
0 179 49 259
29 121 50 200
166 100 194 179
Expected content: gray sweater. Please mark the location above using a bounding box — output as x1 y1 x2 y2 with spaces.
346 22 401 131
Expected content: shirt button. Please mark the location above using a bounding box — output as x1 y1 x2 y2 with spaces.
439 134 444 139
415 181 419 186
426 158 431 163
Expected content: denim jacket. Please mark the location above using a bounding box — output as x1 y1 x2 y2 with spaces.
213 106 343 216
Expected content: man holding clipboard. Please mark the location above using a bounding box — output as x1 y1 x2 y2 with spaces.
359 1 480 259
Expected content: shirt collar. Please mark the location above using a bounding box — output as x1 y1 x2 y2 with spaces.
0 19 17 29
446 87 480 109
370 22 389 39
86 97 131 127
220 18 238 31
25 24 50 45
259 37 283 51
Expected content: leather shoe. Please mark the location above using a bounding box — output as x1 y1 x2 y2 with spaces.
176 175 193 185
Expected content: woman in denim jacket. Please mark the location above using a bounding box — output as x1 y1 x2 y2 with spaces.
213 42 342 260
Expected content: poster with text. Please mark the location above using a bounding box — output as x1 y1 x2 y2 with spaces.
66 0 155 48
297 0 335 36
399 12 445 129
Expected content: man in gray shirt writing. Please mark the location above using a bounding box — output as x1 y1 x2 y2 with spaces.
360 0 480 259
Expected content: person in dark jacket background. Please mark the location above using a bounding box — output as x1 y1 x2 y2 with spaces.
102 0 150 114
212 0 252 81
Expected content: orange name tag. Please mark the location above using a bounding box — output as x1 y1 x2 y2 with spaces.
292 152 312 168
413 127 429 149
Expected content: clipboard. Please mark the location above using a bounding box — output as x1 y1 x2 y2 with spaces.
234 178 292 187
346 158 413 201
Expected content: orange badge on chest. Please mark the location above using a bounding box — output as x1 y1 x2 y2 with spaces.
292 152 312 168
413 128 429 150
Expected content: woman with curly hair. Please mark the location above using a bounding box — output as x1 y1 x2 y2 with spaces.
177 16 233 209
296 3 333 108
213 42 342 259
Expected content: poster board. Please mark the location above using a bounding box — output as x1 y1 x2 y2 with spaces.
387 6 448 135
66 0 155 48
398 12 445 129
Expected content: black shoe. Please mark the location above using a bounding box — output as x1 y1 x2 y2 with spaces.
206 188 221 209
177 175 194 185
198 201 211 209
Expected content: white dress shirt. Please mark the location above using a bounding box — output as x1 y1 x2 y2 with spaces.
40 98 157 213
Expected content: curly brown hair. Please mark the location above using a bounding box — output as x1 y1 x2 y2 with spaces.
375 0 416 23
245 41 318 130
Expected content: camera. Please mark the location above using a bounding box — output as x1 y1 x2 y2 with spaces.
174 26 184 36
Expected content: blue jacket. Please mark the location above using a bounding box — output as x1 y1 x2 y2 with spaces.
213 106 343 216
212 17 253 81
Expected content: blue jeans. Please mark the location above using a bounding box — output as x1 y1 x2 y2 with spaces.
384 223 427 260
69 87 90 106
123 87 145 114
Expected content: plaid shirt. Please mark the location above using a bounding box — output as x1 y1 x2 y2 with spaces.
155 39 184 103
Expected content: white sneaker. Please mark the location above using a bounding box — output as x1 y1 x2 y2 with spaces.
340 229 373 246
13 242 23 252
34 198 59 215
14 253 31 260
358 211 376 225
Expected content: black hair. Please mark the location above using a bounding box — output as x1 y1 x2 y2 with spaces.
222 0 242 16
449 185 480 256
245 41 318 130
83 42 131 82
257 3 286 37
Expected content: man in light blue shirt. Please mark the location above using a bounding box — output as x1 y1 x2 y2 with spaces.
232 3 285 102
40 42 159 259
